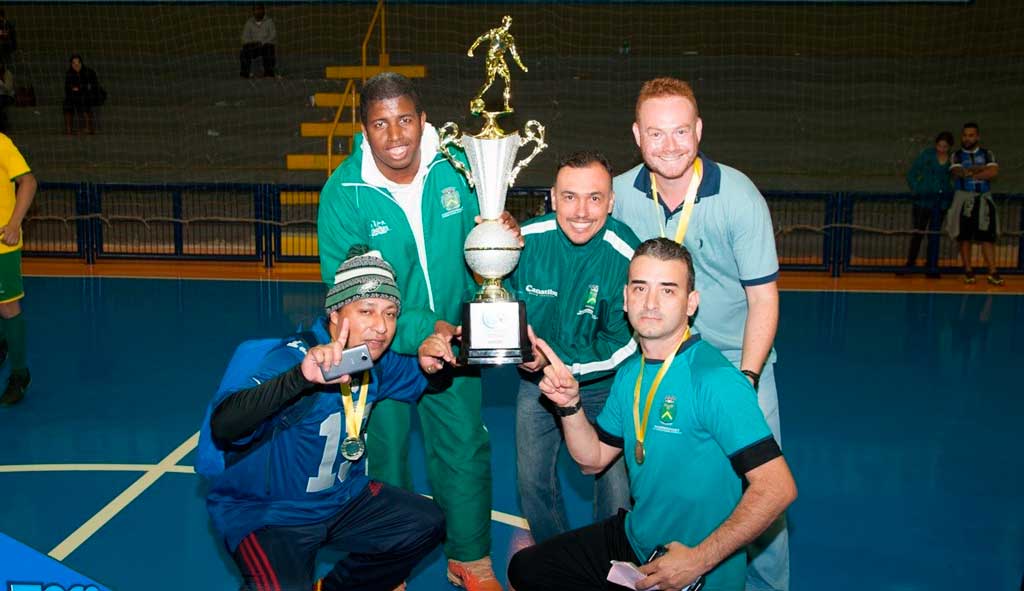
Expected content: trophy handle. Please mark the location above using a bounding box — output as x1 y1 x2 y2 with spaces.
507 120 547 187
438 122 475 189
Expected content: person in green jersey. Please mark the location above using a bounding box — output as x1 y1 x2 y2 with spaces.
317 72 521 591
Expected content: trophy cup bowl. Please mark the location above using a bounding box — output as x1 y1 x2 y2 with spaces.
438 122 546 365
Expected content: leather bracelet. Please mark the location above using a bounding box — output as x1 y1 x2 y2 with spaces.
554 398 583 417
741 369 761 391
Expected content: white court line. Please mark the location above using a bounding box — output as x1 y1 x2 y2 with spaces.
47 432 200 561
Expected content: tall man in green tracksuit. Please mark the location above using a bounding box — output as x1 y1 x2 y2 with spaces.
510 151 640 543
318 73 516 591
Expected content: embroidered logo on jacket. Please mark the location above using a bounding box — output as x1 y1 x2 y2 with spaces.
441 187 464 218
525 284 558 297
576 284 600 318
369 219 390 237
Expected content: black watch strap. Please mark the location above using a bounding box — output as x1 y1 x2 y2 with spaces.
554 398 583 417
741 369 761 391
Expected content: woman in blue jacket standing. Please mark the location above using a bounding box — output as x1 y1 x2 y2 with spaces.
905 131 954 275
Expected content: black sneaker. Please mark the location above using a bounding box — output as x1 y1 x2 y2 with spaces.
987 274 1005 286
0 369 30 406
964 272 976 285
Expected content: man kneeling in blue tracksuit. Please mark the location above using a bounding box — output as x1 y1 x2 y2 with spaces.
201 245 458 591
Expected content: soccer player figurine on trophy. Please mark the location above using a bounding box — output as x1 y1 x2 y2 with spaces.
438 15 546 365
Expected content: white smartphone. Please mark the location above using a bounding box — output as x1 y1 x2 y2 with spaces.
320 343 373 381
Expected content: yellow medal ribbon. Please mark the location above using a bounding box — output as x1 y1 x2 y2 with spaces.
651 157 703 244
340 370 370 441
632 328 690 465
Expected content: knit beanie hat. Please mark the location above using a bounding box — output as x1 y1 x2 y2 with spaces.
324 244 402 314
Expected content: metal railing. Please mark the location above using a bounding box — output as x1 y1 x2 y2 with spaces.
21 182 1024 276
324 0 389 176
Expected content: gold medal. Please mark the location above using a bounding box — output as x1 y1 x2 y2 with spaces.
632 328 689 467
340 371 370 462
340 436 366 462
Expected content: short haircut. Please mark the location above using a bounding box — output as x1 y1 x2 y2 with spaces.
636 77 699 121
360 73 423 125
633 237 696 292
936 131 954 145
963 122 980 133
556 150 613 177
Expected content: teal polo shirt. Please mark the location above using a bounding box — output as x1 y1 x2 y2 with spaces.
612 156 779 357
595 335 776 591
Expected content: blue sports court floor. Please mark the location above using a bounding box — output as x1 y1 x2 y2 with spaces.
0 276 1021 590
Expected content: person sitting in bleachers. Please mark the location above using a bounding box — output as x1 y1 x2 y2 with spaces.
63 54 103 135
240 3 276 78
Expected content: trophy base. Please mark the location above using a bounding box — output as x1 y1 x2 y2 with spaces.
458 300 533 366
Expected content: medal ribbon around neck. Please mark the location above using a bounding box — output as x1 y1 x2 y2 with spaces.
341 370 371 444
632 327 691 465
651 157 703 244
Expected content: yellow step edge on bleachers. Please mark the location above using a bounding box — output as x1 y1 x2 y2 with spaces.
314 92 361 108
325 65 426 80
301 122 362 138
286 154 346 171
280 190 321 205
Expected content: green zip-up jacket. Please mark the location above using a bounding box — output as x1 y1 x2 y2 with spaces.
318 131 480 356
509 213 640 390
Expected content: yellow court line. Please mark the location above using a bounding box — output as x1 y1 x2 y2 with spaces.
48 432 200 561
419 493 529 530
4 458 531 538
490 509 529 530
0 464 195 474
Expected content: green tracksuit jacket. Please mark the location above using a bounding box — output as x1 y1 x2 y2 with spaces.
317 131 491 561
509 213 640 391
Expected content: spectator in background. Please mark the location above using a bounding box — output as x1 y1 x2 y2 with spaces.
0 64 13 131
63 54 102 135
240 3 276 78
904 131 953 276
0 10 15 66
946 122 1002 286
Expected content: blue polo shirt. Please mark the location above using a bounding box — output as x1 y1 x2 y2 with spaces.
595 335 775 591
950 147 997 193
612 156 779 356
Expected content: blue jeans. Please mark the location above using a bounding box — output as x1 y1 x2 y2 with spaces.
720 355 789 591
515 378 631 544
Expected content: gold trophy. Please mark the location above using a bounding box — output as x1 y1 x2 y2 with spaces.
439 15 547 365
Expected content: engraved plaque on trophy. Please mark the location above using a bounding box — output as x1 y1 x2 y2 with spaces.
437 15 547 365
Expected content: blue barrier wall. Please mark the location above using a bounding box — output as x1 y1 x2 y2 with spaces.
22 182 1023 276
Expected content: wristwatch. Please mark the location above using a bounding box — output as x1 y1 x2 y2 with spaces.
553 398 583 417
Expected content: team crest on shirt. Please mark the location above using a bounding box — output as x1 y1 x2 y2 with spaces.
659 395 676 424
654 395 681 434
441 187 463 218
576 284 599 318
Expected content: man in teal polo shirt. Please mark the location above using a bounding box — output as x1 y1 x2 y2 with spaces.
507 238 796 591
611 78 787 591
